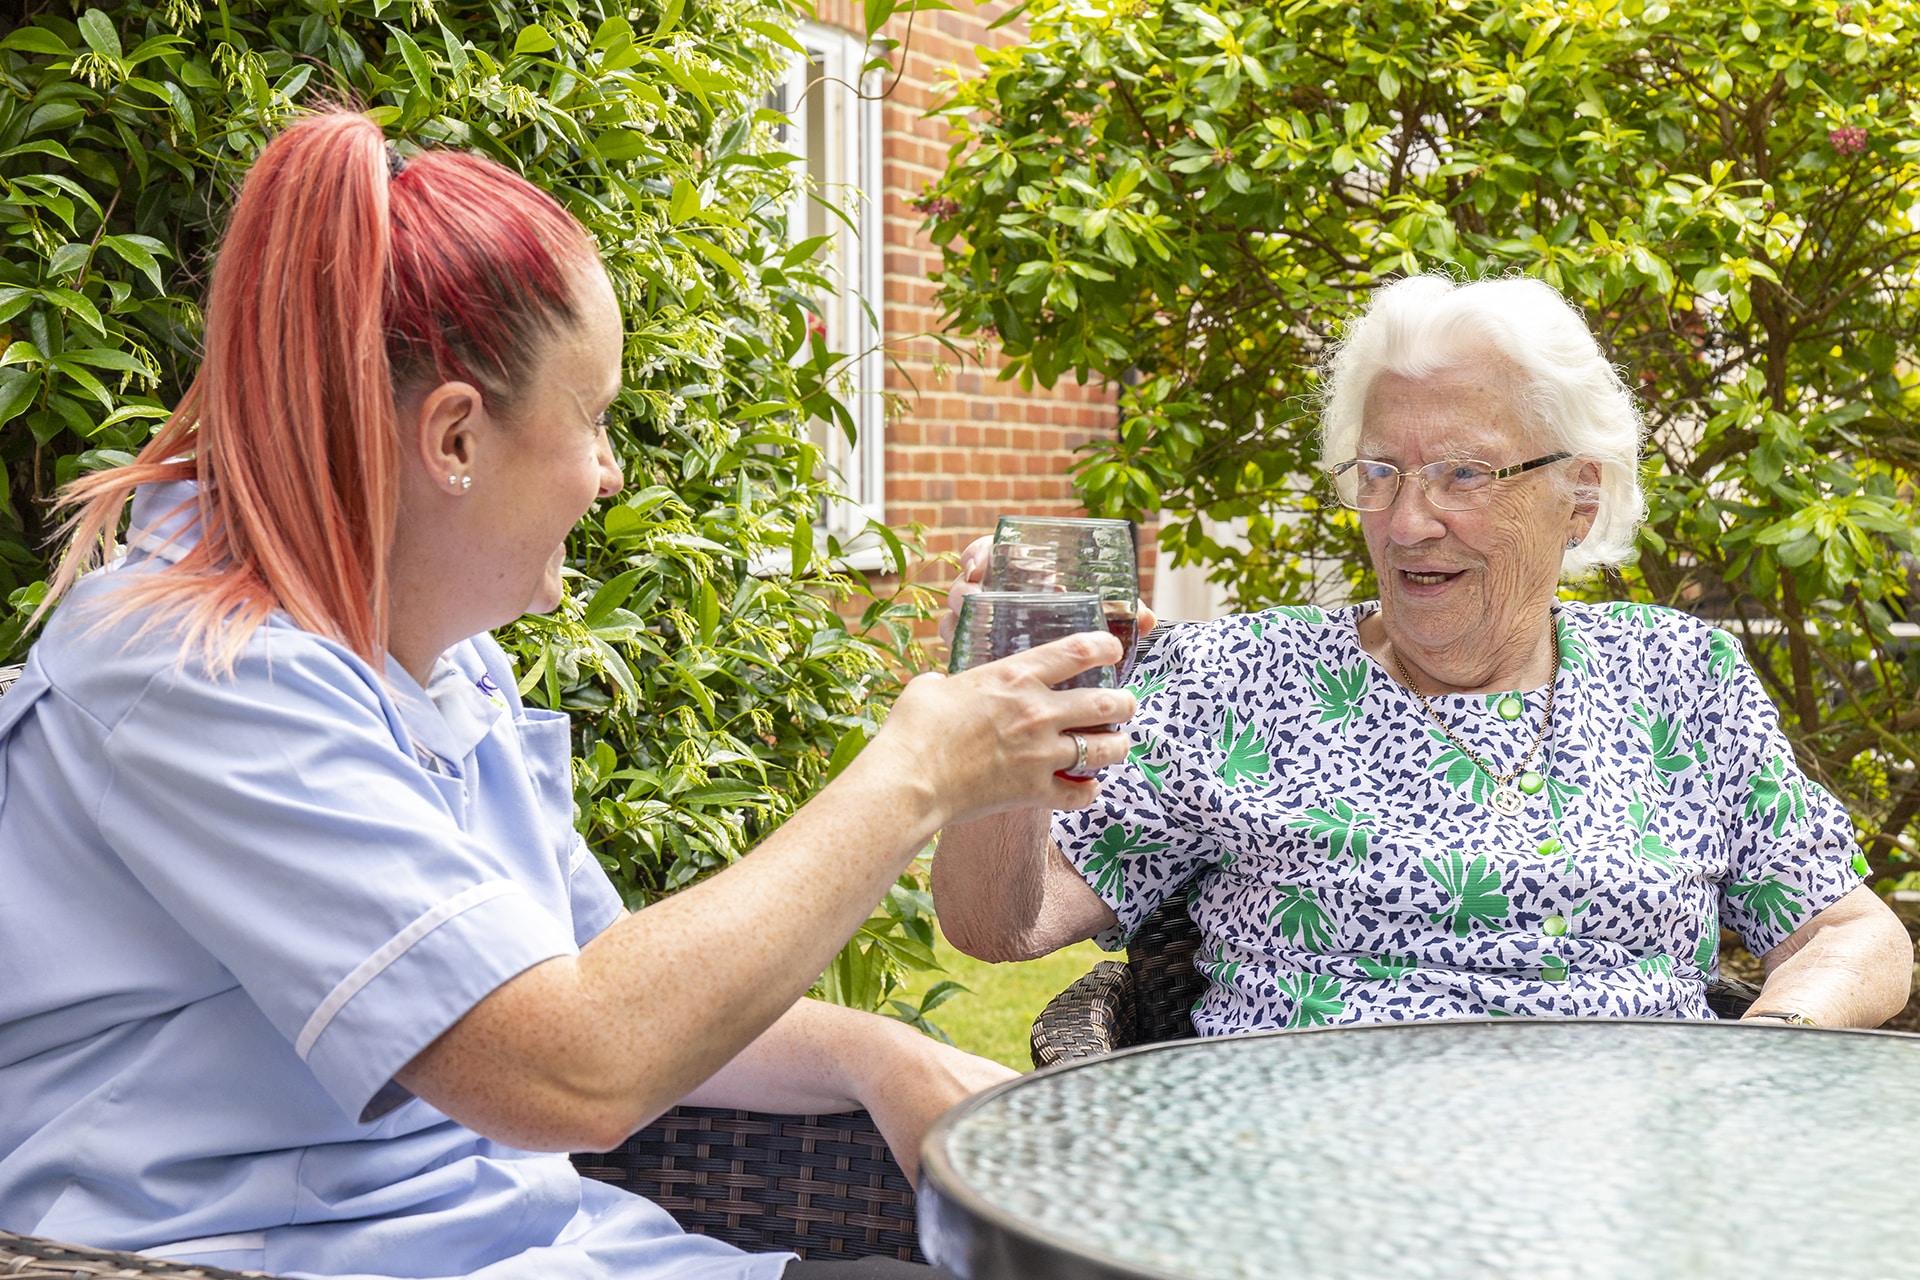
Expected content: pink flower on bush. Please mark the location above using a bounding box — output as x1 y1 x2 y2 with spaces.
909 187 962 219
1830 126 1868 155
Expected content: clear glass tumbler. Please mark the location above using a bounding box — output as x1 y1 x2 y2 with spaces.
947 590 1117 779
985 516 1141 682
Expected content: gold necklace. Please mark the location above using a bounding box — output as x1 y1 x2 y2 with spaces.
1391 614 1559 818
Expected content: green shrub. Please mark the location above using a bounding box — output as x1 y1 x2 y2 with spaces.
0 0 950 1020
926 0 1920 871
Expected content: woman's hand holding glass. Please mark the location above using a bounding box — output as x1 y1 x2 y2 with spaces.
865 630 1136 823
948 590 1118 779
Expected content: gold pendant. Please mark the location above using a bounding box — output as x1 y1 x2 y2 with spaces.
1491 785 1526 817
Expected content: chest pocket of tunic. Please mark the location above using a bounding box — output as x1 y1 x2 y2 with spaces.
515 708 577 869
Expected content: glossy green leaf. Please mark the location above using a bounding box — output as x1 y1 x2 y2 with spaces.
392 27 434 92
511 24 556 56
76 8 123 60
1 26 72 56
682 233 745 280
0 368 41 427
741 20 808 54
668 178 700 223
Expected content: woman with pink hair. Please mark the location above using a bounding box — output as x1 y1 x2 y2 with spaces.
0 111 1134 1279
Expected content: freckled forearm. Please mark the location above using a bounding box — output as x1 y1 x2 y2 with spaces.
398 757 951 1149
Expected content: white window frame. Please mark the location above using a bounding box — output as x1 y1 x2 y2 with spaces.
774 26 887 568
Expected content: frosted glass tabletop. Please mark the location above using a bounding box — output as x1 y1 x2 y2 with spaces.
918 1020 1920 1280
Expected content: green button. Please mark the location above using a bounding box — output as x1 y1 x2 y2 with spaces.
1497 694 1524 720
1543 914 1568 937
1518 770 1545 795
1541 957 1568 982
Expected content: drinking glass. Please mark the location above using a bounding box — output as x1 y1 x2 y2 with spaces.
985 516 1142 682
947 590 1117 779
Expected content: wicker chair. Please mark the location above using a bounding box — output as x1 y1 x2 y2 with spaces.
0 1233 271 1277
0 663 919 1272
1030 897 1765 1068
0 1122 921 1273
572 1106 920 1261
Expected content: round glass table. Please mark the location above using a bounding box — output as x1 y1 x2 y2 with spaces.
918 1020 1920 1279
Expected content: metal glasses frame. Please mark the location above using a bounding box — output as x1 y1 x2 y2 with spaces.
1327 451 1573 511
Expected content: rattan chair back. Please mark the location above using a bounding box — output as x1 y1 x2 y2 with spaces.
0 1230 270 1277
573 1107 921 1261
1123 897 1206 1043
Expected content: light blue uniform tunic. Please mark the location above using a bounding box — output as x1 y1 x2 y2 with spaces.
0 483 789 1280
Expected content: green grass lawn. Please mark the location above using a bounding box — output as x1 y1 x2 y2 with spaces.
896 928 1111 1070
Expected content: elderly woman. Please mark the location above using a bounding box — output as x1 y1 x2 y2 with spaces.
935 274 1912 1031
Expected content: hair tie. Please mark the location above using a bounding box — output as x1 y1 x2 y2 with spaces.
385 142 408 180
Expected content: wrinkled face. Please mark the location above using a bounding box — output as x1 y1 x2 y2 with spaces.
1354 361 1585 673
474 266 626 617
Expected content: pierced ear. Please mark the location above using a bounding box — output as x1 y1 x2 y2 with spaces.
408 380 486 486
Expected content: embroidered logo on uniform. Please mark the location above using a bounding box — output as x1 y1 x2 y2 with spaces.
474 672 508 709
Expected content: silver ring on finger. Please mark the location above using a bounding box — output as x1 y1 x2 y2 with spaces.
1067 731 1089 774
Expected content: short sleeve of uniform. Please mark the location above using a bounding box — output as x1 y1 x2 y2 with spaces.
1697 626 1863 956
94 635 580 1123
567 833 626 947
1053 625 1225 949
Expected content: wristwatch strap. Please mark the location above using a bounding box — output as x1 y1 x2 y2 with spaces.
1746 1010 1817 1026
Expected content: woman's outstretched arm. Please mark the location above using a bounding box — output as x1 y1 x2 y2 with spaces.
396 633 1132 1152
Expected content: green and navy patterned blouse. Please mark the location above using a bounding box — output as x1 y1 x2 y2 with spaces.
1052 602 1863 1030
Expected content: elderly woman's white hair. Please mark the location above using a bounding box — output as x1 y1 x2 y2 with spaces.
1318 274 1646 577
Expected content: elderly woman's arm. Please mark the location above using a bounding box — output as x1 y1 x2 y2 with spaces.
1743 885 1913 1027
932 809 1118 962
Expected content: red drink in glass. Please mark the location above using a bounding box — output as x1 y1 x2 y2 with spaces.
1104 604 1139 684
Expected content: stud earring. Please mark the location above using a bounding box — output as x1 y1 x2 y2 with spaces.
449 474 472 492
1566 536 1582 550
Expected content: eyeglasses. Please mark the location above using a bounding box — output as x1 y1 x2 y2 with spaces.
1327 452 1573 512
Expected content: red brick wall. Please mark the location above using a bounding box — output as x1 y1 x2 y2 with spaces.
816 0 1153 602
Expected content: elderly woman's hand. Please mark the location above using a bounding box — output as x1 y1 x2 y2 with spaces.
937 533 1160 642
